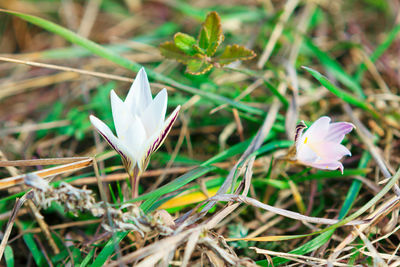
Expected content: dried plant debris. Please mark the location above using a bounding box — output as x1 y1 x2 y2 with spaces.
25 174 174 236
24 174 257 266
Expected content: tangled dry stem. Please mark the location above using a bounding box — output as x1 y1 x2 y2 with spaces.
25 173 256 266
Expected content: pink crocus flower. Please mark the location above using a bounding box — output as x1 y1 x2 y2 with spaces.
294 116 354 174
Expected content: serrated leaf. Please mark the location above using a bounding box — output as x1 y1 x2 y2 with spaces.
216 44 256 66
159 41 200 64
186 58 213 75
193 44 205 55
198 26 209 50
203 11 224 56
173 32 197 55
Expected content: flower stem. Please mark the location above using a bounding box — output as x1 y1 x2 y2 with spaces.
130 167 140 199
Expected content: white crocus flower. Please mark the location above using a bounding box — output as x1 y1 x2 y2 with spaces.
90 68 180 197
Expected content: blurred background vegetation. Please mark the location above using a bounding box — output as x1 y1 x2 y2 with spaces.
0 0 399 266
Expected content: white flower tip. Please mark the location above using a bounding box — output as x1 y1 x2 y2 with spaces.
168 105 181 119
110 89 118 98
160 88 168 96
137 67 148 82
157 88 168 102
89 114 98 124
110 89 124 106
89 115 109 136
171 105 181 118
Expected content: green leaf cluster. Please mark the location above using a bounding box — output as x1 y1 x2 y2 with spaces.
160 11 256 75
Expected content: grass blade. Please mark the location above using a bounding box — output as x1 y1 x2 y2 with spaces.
302 66 380 119
80 248 95 267
354 23 400 82
4 245 14 267
92 232 127 267
130 165 217 205
22 234 47 266
304 38 365 98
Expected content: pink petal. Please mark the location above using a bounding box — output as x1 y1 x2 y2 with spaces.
325 122 354 143
311 142 351 161
299 116 331 145
309 161 344 174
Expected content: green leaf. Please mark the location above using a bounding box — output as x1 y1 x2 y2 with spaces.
217 44 256 66
92 232 127 267
192 44 205 54
159 41 200 64
263 81 289 109
4 245 14 267
186 58 213 75
198 26 209 50
80 247 95 267
140 195 161 213
203 11 224 56
173 32 197 55
23 234 47 266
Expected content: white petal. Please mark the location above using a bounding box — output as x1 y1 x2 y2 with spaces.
140 89 167 136
89 115 134 163
121 115 147 156
125 68 152 115
110 90 134 138
138 105 181 171
300 116 330 144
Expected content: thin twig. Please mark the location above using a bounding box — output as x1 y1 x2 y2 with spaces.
0 56 134 83
0 157 90 167
210 194 366 226
257 0 299 68
0 193 30 261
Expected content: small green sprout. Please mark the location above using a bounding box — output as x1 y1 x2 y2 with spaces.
160 11 256 75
